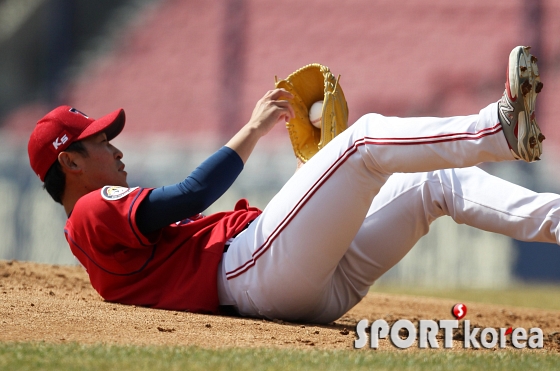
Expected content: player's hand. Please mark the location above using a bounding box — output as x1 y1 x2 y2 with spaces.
225 89 294 164
247 89 295 137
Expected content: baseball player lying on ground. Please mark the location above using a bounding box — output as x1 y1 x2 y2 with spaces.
28 46 555 323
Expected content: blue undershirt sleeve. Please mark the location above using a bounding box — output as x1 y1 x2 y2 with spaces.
135 146 244 235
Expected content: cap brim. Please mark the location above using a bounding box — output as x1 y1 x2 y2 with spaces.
77 108 125 141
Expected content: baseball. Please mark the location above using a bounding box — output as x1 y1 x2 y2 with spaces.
309 100 323 128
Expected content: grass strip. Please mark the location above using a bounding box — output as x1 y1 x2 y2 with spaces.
0 342 559 371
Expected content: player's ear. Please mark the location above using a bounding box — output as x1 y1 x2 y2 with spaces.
57 151 83 174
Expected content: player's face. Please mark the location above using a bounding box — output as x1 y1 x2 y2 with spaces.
78 132 128 190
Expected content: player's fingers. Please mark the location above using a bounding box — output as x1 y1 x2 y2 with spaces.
269 88 294 100
261 89 278 100
257 90 274 104
274 99 291 108
277 100 295 119
272 100 295 119
281 111 293 122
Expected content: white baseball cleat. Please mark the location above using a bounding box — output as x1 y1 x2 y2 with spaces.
498 46 544 162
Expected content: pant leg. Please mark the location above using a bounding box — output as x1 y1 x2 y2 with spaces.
222 103 513 321
309 166 560 323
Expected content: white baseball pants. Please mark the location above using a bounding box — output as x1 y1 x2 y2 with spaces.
217 102 560 323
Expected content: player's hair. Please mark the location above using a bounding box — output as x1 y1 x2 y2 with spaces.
43 141 88 204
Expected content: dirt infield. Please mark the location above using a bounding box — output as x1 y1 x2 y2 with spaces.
1 260 559 352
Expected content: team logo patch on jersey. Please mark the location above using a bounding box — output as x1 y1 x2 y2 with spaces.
101 186 139 201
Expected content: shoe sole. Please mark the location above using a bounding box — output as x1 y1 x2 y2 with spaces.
503 46 544 162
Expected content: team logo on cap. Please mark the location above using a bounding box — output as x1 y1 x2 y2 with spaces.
69 107 89 118
52 133 69 150
101 186 139 201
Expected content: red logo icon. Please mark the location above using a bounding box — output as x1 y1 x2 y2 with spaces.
451 303 467 320
505 327 513 335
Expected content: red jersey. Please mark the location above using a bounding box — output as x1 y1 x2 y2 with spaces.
64 186 261 313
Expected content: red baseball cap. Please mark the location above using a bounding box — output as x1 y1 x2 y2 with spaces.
28 106 126 181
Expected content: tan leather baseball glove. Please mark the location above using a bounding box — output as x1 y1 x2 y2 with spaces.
275 64 349 163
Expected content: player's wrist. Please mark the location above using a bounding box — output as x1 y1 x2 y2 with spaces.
244 119 268 138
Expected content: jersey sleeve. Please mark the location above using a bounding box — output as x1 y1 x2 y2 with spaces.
70 186 161 249
135 146 244 235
